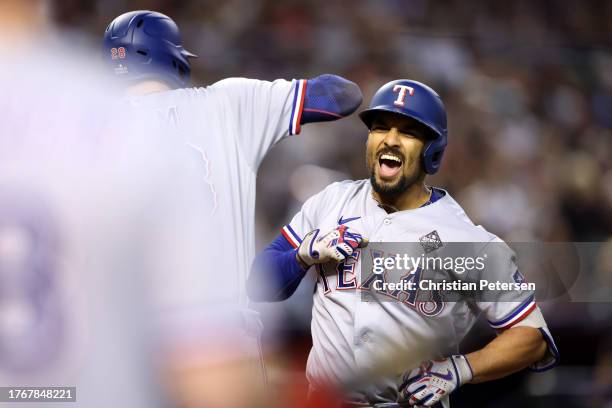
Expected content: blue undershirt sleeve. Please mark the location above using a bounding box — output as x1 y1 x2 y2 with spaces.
247 233 309 302
300 74 363 124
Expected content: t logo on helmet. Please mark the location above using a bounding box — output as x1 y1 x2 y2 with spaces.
392 84 415 107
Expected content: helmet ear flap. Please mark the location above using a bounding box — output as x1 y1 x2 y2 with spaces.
422 141 446 174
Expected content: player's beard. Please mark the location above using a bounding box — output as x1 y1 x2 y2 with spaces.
368 153 422 197
370 170 418 196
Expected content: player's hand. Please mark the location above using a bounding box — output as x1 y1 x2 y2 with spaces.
296 225 368 268
398 355 473 407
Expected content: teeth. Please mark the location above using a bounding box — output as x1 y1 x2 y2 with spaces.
380 154 402 163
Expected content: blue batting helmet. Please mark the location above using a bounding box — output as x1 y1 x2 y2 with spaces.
359 80 448 175
103 10 197 88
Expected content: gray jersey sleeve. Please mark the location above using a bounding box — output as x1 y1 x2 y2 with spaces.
475 240 536 330
280 185 334 248
210 77 306 170
476 239 559 371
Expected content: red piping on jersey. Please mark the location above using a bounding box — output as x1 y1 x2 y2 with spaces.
294 80 308 134
500 302 537 330
281 228 299 248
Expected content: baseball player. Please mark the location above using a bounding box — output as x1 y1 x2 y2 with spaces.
248 80 559 407
102 10 363 408
0 2 187 406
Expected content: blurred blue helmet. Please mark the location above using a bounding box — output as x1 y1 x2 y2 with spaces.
359 80 448 174
103 10 197 88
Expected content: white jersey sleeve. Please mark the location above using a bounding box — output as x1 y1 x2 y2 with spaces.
475 239 559 370
209 77 307 170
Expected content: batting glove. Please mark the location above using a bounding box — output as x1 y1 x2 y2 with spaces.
296 225 368 268
399 355 473 407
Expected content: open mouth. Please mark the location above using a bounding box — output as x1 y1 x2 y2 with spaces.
378 153 403 179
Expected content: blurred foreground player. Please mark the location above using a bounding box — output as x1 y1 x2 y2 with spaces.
249 80 559 407
0 1 182 407
103 10 363 408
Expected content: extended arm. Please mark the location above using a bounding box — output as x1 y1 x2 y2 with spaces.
210 75 362 169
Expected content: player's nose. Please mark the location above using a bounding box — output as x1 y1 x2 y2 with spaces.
382 127 401 146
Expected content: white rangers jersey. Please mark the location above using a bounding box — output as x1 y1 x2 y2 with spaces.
127 78 308 338
281 179 558 404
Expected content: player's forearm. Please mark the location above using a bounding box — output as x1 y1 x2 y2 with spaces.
398 329 547 406
300 74 363 124
465 326 547 383
247 234 308 302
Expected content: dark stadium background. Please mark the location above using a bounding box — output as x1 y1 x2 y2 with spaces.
55 1 612 406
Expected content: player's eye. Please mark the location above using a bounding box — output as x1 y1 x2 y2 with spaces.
400 128 425 139
370 124 389 132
